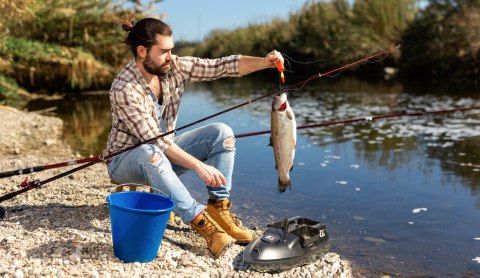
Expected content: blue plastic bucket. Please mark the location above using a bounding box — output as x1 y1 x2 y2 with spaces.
106 191 175 263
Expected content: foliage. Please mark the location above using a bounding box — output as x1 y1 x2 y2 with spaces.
0 0 478 98
400 0 480 80
0 0 163 94
0 0 36 36
0 76 29 106
1 37 113 90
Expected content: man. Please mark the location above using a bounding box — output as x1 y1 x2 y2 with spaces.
103 18 284 258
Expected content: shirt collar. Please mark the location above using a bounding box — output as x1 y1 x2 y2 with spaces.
128 59 151 96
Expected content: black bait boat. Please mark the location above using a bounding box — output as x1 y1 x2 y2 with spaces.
243 216 330 272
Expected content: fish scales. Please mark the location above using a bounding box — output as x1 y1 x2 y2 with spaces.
271 93 297 192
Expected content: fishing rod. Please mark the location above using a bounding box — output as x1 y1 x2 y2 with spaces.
234 106 480 138
0 46 398 181
0 158 98 179
0 47 398 208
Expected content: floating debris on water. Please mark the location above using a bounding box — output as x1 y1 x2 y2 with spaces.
336 181 348 185
352 216 365 221
474 237 480 240
473 257 480 264
332 155 341 159
298 162 305 166
350 164 360 169
441 142 454 148
320 163 328 167
355 188 361 191
408 222 414 225
412 208 428 213
363 236 386 245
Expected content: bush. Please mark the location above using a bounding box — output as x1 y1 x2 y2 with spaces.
400 0 480 80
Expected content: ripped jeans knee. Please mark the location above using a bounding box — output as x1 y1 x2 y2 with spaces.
148 151 163 166
222 136 236 151
140 144 166 168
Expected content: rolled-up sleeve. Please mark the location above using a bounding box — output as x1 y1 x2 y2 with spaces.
175 55 241 82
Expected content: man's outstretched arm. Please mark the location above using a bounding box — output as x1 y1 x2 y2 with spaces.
238 50 284 76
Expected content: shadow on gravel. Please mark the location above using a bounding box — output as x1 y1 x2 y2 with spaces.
3 203 110 233
162 234 200 252
26 239 115 261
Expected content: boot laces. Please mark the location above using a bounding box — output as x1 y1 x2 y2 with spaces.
219 207 236 225
196 213 224 241
209 200 244 227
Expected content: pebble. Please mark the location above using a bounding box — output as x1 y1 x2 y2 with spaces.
13 269 24 278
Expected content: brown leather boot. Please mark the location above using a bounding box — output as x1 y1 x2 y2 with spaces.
205 199 253 244
190 212 235 258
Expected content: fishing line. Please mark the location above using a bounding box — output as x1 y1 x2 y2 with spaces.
283 51 354 68
279 45 398 95
283 50 363 79
0 47 399 204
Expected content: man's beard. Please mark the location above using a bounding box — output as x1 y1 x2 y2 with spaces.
143 55 171 76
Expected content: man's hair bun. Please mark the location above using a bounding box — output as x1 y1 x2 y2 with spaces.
122 20 135 32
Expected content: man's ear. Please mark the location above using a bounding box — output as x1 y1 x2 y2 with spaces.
136 45 147 59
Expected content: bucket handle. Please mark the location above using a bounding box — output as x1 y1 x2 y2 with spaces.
109 183 172 200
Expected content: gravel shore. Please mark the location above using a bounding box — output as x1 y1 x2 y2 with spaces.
0 107 352 277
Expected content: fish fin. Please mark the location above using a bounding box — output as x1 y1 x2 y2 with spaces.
286 110 293 120
268 136 273 147
277 178 292 193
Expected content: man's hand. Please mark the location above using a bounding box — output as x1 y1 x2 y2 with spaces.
164 143 226 187
194 163 227 187
264 50 284 69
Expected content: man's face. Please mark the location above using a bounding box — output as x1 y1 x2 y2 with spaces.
141 34 174 76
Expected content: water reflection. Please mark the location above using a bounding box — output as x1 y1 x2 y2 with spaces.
191 77 480 195
27 92 111 156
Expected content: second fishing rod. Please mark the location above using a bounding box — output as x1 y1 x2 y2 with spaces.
0 47 398 205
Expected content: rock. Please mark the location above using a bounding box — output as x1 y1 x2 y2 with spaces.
43 139 56 146
13 269 24 278
69 253 81 263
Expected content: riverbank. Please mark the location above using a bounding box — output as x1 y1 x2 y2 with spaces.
0 107 352 277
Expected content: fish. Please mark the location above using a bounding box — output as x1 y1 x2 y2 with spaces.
270 93 297 192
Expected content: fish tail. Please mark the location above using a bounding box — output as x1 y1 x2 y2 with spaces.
277 178 292 193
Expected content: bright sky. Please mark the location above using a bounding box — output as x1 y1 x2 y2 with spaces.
152 0 311 42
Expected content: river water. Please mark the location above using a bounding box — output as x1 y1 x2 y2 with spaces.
27 77 480 276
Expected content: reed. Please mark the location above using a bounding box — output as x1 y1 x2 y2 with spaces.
0 0 159 94
2 37 113 90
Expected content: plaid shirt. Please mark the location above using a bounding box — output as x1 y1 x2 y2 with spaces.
103 55 241 158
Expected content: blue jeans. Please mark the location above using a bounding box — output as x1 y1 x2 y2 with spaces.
107 123 236 224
